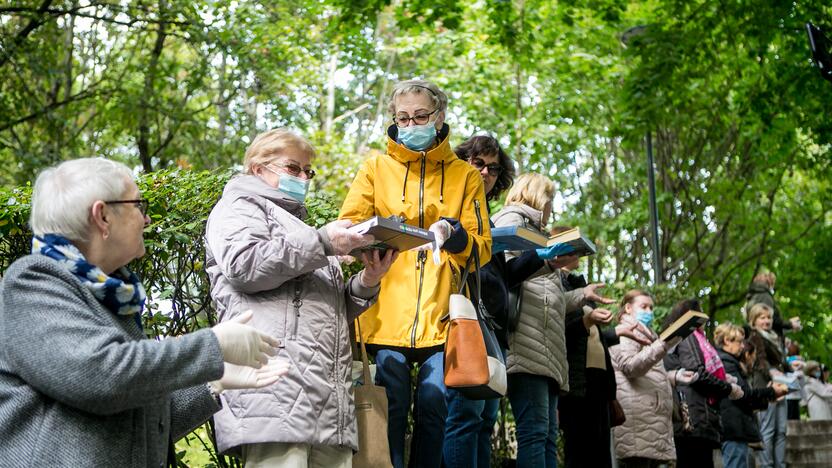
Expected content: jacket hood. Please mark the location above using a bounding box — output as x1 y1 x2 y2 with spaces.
748 281 774 296
493 203 545 229
222 174 307 219
386 123 455 164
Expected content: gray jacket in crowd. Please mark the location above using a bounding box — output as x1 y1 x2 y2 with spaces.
0 255 225 467
205 175 379 455
492 203 584 391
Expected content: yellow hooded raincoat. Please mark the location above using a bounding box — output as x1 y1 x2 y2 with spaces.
340 124 491 348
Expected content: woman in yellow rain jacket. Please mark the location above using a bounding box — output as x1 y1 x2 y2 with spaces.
340 79 491 468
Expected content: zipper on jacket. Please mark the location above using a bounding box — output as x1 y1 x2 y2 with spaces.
291 279 302 340
410 152 428 348
329 264 344 446
474 199 483 236
543 293 549 330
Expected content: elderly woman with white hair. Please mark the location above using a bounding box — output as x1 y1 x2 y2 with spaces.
0 157 285 467
205 128 396 467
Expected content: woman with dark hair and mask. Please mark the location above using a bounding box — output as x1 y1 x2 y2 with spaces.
443 134 546 468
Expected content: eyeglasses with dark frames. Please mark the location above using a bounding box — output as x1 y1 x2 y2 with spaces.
468 157 503 176
269 162 316 179
105 199 149 215
393 109 438 127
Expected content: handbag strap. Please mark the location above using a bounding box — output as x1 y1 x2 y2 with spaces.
355 319 372 387
457 241 483 307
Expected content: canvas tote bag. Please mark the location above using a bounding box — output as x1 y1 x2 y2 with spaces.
352 320 392 468
443 243 508 400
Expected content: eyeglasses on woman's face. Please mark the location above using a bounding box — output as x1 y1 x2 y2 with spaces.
105 199 149 215
393 109 438 128
268 161 316 180
468 157 503 176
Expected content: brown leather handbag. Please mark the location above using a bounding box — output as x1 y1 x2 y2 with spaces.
443 244 507 399
352 320 392 468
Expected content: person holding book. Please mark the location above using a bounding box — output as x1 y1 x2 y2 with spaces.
662 299 744 468
715 323 789 468
338 80 492 468
492 173 614 468
745 303 789 468
608 290 698 468
442 134 548 468
205 129 397 467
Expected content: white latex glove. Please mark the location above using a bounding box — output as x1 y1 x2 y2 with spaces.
415 219 453 265
725 373 738 385
212 310 280 368
675 369 699 385
729 383 745 400
324 220 374 256
210 358 291 393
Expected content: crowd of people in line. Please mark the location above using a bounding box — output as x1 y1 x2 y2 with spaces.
1 78 830 468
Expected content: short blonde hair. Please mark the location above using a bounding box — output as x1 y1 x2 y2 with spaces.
714 323 745 347
387 79 448 115
747 303 773 328
243 128 316 174
504 173 555 212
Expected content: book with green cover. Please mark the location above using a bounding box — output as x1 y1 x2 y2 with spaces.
348 216 434 254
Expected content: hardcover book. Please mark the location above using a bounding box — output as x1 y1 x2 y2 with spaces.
659 310 709 342
546 227 597 257
491 225 548 252
348 216 434 253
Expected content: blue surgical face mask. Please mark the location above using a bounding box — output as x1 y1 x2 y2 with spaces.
397 121 437 151
634 307 654 328
813 371 822 379
277 173 310 203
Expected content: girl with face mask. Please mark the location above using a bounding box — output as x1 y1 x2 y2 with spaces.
609 290 696 468
803 361 832 421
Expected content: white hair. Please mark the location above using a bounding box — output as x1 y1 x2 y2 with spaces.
30 158 134 242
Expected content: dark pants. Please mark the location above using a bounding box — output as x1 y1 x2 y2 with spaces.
618 457 665 468
559 369 613 468
786 398 801 420
675 437 715 468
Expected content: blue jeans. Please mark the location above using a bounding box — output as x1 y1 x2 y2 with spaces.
722 440 749 468
507 373 559 468
374 348 447 468
756 399 787 468
442 388 499 468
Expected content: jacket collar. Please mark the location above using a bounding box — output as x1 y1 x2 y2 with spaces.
386 123 456 164
223 174 307 219
498 203 545 229
749 281 774 296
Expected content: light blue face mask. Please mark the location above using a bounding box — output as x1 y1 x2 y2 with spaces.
277 173 310 203
397 121 437 151
634 308 654 328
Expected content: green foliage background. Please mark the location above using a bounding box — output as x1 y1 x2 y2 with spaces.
1 0 831 465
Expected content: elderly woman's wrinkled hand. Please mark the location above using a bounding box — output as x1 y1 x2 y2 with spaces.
212 310 280 368
324 220 375 256
358 249 399 288
211 358 291 393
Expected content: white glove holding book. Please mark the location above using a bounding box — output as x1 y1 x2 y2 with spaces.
415 219 453 265
324 220 374 256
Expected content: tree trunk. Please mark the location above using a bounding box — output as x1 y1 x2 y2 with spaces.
137 0 168 173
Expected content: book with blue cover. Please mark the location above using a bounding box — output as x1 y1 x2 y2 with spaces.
491 225 548 252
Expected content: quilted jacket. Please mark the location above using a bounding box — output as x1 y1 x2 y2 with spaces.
492 204 583 391
205 175 379 454
610 315 675 461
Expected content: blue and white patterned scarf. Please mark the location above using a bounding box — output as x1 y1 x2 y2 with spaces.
33 234 146 326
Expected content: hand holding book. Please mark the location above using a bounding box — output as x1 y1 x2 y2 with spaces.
325 220 375 255
536 242 575 260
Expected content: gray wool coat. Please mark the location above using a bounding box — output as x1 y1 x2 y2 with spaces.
205 175 378 454
0 255 225 467
492 204 584 391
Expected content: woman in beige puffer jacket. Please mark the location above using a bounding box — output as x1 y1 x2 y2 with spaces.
610 290 689 468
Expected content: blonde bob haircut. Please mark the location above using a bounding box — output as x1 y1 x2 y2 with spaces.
243 128 316 175
714 323 745 347
504 173 555 212
747 303 773 328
